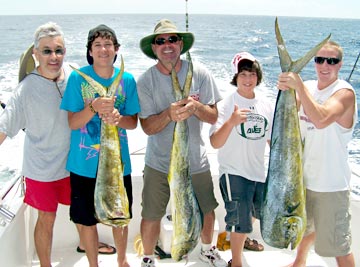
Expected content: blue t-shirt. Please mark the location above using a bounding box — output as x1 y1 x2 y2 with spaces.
60 65 140 178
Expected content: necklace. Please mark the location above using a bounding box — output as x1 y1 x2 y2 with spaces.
29 69 64 98
157 57 180 75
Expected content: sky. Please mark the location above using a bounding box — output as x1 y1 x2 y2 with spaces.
0 0 359 19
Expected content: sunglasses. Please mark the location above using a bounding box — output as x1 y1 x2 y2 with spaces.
314 56 340 65
153 36 182 46
40 48 65 56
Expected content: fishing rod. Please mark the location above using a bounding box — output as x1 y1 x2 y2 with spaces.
185 0 191 61
347 51 360 82
185 0 189 32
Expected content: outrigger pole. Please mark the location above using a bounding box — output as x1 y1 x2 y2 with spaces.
347 51 360 82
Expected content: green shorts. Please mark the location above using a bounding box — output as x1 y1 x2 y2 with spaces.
141 165 218 220
305 189 352 257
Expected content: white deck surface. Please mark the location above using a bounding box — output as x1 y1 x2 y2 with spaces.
1 127 358 267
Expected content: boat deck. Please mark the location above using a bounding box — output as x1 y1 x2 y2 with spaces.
30 199 360 267
30 219 345 267
1 129 359 267
27 153 360 267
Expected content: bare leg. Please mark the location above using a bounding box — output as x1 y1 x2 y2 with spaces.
292 232 315 267
336 252 355 267
200 210 215 244
34 210 56 267
78 223 99 267
76 224 85 249
229 232 247 267
76 224 115 254
113 226 129 267
140 218 160 256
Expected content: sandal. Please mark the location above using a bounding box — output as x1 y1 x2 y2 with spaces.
76 242 117 255
244 237 264 251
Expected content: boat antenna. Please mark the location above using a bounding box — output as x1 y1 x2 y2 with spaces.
347 51 360 82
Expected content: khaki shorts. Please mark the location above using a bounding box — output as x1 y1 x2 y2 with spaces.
305 189 352 257
141 165 218 220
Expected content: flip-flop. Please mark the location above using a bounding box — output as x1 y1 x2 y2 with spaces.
76 242 117 255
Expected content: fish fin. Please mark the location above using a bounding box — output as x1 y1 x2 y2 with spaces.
183 54 193 97
107 55 125 97
18 43 36 83
70 65 107 96
275 17 331 73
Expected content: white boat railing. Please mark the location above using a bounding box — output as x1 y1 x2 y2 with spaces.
0 175 23 225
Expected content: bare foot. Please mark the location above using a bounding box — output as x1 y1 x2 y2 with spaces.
118 259 130 267
282 262 306 267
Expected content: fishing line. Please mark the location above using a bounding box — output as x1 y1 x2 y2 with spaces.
347 51 360 82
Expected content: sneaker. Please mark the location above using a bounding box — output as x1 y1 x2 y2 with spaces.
199 246 227 267
141 257 155 267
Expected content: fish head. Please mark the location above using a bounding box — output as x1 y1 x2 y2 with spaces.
171 240 197 262
281 216 305 250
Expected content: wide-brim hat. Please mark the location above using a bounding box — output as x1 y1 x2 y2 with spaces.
140 19 194 59
18 43 36 83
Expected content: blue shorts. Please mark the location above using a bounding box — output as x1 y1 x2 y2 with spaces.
70 172 133 226
219 173 264 233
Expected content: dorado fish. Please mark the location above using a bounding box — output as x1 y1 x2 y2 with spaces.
70 56 130 227
168 53 202 261
260 18 331 249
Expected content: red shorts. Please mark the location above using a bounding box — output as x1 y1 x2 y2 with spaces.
24 176 71 212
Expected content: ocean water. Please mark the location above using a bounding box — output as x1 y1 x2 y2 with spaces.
0 14 360 194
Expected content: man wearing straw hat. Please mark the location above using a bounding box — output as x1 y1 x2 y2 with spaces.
137 19 227 267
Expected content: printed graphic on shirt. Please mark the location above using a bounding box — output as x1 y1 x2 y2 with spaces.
78 79 125 161
300 114 315 131
190 93 199 101
235 113 269 140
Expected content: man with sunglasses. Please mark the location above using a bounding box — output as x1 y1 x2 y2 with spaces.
277 41 356 267
0 22 72 267
137 19 227 267
0 21 117 267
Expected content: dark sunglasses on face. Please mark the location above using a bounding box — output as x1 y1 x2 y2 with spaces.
40 48 65 56
153 36 182 46
314 56 340 65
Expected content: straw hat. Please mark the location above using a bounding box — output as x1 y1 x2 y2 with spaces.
140 19 194 59
18 43 35 83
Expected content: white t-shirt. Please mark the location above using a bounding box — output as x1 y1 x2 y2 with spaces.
210 90 274 182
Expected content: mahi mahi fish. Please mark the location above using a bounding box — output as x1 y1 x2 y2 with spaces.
70 56 130 227
168 53 202 261
260 18 330 249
